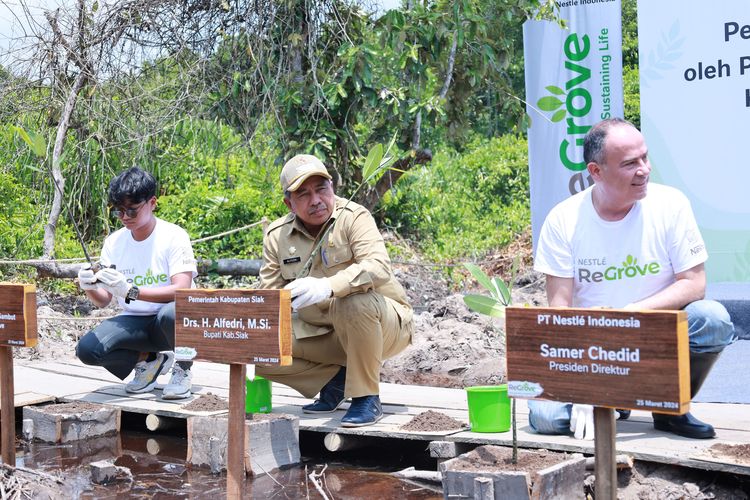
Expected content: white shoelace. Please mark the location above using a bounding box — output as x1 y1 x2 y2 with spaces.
170 366 186 383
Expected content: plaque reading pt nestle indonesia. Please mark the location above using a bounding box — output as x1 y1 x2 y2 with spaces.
175 289 292 366
505 306 690 415
0 283 38 348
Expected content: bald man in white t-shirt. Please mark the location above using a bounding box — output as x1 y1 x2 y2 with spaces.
531 118 735 440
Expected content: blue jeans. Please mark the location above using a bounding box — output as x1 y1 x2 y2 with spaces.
76 302 176 380
528 299 735 435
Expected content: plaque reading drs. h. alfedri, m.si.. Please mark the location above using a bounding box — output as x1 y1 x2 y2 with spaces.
174 289 292 366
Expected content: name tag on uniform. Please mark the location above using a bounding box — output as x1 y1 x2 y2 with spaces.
283 257 301 264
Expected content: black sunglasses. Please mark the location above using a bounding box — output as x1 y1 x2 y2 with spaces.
110 200 147 219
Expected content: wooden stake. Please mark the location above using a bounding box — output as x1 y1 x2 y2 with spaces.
0 347 15 465
227 363 246 499
594 406 617 500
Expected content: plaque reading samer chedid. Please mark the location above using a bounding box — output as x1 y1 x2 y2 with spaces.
505 306 690 415
175 289 292 365
0 283 38 348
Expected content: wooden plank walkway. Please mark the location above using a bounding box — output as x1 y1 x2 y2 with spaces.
7 392 55 408
12 358 750 476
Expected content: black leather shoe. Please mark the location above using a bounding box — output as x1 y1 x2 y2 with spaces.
652 412 715 439
341 395 383 427
616 409 631 420
651 351 722 439
302 367 347 414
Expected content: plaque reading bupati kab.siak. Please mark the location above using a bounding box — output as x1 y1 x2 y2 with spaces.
174 289 292 366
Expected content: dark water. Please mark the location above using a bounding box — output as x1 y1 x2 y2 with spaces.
16 424 442 499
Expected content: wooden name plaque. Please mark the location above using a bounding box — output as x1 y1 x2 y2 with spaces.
175 289 292 365
0 284 38 347
505 306 690 415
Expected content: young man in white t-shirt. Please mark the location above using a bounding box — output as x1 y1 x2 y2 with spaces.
76 167 198 399
531 118 735 439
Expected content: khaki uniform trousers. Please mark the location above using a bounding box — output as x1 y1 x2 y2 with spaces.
257 290 412 399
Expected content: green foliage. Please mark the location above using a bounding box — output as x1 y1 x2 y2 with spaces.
0 172 44 258
205 0 548 192
621 0 640 128
623 66 640 129
382 134 529 260
13 126 47 158
0 126 83 260
0 1 566 271
621 0 638 68
0 116 285 262
155 142 287 259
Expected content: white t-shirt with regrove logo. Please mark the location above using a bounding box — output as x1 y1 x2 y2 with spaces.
534 183 707 308
100 218 197 315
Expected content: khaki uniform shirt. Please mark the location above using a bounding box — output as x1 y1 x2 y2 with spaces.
260 196 412 339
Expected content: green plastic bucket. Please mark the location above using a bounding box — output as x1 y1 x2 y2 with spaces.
466 385 511 433
245 376 272 413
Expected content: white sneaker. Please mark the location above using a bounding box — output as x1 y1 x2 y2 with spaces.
162 364 193 400
125 352 174 394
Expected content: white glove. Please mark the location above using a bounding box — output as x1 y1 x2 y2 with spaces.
570 404 595 440
95 267 131 298
77 264 99 291
285 277 332 310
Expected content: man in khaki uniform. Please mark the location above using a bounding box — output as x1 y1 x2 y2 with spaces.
256 154 413 427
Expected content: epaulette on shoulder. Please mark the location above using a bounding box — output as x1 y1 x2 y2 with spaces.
265 214 294 235
335 197 366 215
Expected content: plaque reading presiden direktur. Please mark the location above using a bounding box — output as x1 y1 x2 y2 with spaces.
505 306 690 415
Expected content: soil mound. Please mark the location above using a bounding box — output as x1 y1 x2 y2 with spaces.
399 410 467 432
382 268 546 389
182 394 228 412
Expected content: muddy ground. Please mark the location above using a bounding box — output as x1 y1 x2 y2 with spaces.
16 258 750 498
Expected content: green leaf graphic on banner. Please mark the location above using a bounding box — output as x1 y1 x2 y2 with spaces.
551 109 566 122
642 20 684 87
545 85 565 96
537 96 563 111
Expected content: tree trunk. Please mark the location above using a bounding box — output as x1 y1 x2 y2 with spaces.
43 71 88 259
439 32 458 100
412 110 422 151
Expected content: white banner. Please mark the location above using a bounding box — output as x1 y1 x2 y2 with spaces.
638 0 750 282
524 1 623 249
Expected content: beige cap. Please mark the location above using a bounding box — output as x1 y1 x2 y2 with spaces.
280 154 332 192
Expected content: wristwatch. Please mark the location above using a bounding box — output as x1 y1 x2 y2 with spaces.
125 285 140 304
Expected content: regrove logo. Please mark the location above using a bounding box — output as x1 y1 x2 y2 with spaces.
536 32 594 173
579 255 661 283
508 380 544 398
128 268 169 287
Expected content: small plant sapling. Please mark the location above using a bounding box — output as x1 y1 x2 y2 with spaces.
462 259 520 463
